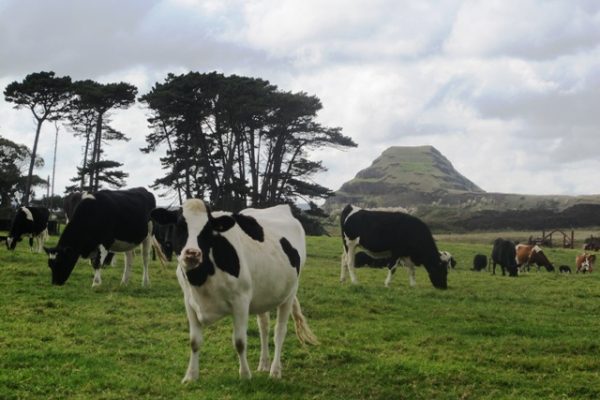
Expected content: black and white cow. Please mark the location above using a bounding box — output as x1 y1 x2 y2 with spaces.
339 204 447 289
151 199 318 382
490 238 518 277
6 206 49 252
44 187 158 287
439 251 457 270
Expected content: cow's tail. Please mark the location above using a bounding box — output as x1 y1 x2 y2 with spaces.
151 235 168 267
291 296 319 345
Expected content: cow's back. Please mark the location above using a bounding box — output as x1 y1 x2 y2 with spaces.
236 205 305 313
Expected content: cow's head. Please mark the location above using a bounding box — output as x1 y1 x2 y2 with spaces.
530 247 554 272
44 246 80 285
151 199 238 285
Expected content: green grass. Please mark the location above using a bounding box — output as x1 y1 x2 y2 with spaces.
2 235 600 399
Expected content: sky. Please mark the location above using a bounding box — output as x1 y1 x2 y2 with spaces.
1 0 600 206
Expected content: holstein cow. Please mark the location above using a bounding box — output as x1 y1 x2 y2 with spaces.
45 187 161 287
439 251 457 270
576 253 596 273
472 254 488 271
491 238 518 277
515 244 555 272
6 206 49 252
339 204 447 289
151 199 318 382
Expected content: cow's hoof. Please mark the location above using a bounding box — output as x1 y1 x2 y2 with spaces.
239 369 252 380
257 359 270 372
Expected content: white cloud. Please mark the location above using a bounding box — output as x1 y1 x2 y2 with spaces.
1 0 600 202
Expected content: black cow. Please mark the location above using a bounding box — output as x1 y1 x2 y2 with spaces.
44 187 158 287
472 254 488 271
340 204 447 289
152 222 174 262
491 238 518 277
6 206 50 252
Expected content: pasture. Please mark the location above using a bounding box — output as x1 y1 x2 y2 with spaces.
1 234 600 399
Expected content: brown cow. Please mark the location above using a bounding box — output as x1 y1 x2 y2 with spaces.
576 253 596 273
515 244 555 272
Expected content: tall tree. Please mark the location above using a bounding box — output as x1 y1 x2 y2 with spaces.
0 136 46 206
69 80 136 191
141 72 356 210
3 71 72 205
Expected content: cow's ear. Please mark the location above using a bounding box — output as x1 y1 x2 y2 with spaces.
151 208 179 225
211 215 236 232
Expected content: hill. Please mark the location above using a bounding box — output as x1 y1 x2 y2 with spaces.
324 145 600 231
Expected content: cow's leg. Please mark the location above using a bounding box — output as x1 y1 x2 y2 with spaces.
141 235 151 287
29 236 34 252
232 301 251 379
404 258 417 287
121 251 134 285
182 295 203 383
270 295 294 379
384 258 402 287
345 243 359 284
340 250 349 283
257 312 270 372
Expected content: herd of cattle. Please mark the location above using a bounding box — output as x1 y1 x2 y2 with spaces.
1 187 598 381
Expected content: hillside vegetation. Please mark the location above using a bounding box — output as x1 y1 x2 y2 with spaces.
325 145 600 231
2 235 600 399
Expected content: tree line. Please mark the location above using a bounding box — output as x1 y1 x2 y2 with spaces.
2 71 356 212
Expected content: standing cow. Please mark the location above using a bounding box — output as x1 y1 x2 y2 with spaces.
339 204 447 289
6 206 49 252
576 253 596 273
151 199 318 381
515 244 555 272
491 238 518 277
44 187 160 287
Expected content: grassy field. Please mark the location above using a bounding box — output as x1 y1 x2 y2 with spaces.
1 234 600 399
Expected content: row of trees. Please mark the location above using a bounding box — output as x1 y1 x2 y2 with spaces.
3 71 356 211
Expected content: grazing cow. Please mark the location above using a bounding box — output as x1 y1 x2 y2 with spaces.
515 244 555 272
472 254 488 271
151 199 318 381
439 251 457 270
558 265 572 274
339 204 447 289
576 253 596 273
491 238 518 277
6 206 49 252
44 187 159 287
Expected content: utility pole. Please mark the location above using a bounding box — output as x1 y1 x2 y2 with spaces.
51 122 59 209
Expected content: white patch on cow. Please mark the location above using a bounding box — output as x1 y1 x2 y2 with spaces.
48 252 57 260
179 199 210 267
6 237 13 247
81 192 95 200
20 207 33 221
532 245 542 253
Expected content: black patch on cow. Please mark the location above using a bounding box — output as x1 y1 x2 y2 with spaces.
210 215 236 232
280 237 300 274
233 214 264 242
186 262 215 286
211 235 240 278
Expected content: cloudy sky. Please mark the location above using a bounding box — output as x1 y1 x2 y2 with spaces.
1 0 600 205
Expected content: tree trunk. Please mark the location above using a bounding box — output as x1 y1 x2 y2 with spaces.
23 118 44 206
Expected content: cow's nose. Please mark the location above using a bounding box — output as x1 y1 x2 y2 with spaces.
182 248 202 265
